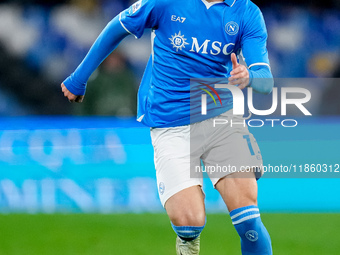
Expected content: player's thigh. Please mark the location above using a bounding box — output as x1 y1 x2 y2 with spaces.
215 171 258 212
201 112 262 211
151 126 205 226
210 131 260 211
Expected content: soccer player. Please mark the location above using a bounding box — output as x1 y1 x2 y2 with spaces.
61 0 274 254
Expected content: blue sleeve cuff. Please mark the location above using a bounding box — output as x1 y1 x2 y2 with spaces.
248 65 274 95
63 74 86 96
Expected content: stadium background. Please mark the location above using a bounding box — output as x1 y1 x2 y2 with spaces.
0 0 340 254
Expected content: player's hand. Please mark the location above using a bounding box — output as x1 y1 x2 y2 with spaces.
61 83 84 103
228 53 249 89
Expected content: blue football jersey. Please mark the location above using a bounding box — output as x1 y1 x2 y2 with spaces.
119 0 270 127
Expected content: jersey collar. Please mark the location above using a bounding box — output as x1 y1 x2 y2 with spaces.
200 0 236 9
224 0 236 7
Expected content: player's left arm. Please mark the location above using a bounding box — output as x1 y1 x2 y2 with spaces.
229 4 273 94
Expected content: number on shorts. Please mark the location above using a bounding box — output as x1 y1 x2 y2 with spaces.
243 135 255 156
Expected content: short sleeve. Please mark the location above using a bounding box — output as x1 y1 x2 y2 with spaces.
119 0 159 39
241 4 270 69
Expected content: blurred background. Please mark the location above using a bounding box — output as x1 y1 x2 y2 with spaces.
0 0 340 116
0 1 340 254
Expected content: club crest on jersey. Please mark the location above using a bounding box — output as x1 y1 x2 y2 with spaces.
169 31 189 52
225 21 239 36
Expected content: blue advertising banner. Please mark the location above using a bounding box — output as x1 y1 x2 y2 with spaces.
0 116 339 213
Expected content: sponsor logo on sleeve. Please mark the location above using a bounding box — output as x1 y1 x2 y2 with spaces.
131 0 142 14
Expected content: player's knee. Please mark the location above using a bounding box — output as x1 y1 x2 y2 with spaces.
171 220 206 241
170 210 206 227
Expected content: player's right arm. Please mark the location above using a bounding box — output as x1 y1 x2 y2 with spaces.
62 16 130 102
61 0 160 102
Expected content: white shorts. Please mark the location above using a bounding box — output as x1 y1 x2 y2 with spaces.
150 110 263 207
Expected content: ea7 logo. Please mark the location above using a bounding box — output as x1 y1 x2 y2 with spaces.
201 85 312 116
171 15 186 23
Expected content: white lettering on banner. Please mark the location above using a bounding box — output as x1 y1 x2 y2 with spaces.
0 178 161 213
59 179 94 213
105 133 127 164
1 180 38 213
29 130 65 170
41 179 56 213
96 179 115 214
0 129 126 170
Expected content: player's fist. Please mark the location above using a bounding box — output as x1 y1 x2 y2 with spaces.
61 83 84 103
228 53 249 89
